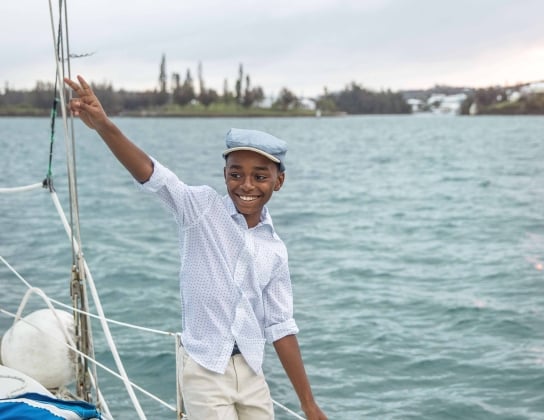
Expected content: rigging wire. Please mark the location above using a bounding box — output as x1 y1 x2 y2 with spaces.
63 0 99 405
0 306 175 415
44 0 63 192
0 253 174 337
1 252 305 419
47 0 96 406
49 188 148 419
45 2 138 418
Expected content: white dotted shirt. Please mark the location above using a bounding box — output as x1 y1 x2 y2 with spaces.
137 157 299 374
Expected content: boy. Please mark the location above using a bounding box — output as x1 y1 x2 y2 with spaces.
64 75 327 420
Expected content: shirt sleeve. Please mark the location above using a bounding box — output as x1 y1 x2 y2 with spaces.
135 156 217 227
263 260 299 343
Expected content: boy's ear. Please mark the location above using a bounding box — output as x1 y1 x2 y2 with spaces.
274 172 285 191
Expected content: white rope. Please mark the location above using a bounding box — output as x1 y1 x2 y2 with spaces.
272 400 305 419
0 257 177 414
0 182 44 193
12 288 76 347
0 307 176 413
49 189 147 419
0 254 174 337
55 300 176 337
0 255 34 290
0 288 113 419
1 254 306 419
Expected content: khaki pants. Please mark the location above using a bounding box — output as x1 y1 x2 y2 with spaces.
178 346 274 419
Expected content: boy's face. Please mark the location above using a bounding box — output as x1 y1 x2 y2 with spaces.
224 150 285 228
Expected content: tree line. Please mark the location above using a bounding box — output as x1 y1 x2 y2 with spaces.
4 56 540 115
1 55 412 116
0 79 412 116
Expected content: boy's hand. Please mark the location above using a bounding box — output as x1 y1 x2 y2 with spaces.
64 75 108 130
302 401 328 420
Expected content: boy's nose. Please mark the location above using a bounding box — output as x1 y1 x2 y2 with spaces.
241 177 254 191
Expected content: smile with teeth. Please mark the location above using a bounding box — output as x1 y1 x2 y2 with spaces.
238 195 259 202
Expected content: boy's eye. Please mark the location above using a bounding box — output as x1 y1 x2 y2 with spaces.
255 175 267 181
229 172 240 179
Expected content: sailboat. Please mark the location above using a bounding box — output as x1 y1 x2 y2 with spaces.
0 2 307 419
0 1 169 418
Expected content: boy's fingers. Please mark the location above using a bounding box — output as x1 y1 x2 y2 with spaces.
64 76 93 97
65 77 79 87
77 75 91 91
64 77 83 96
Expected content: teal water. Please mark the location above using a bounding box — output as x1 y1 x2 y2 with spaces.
1 115 544 419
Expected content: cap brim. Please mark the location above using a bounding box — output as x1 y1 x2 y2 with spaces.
222 147 280 163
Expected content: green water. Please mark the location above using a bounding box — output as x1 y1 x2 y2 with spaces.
1 115 543 419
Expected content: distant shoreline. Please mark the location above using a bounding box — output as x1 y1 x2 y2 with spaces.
0 108 345 118
1 107 542 118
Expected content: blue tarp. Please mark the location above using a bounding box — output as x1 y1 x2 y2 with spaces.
0 392 102 419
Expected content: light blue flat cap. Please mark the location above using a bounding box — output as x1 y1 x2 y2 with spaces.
223 128 287 171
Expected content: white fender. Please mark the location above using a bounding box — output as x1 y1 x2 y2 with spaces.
1 309 75 389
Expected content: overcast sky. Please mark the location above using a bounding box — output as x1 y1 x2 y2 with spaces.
3 0 544 97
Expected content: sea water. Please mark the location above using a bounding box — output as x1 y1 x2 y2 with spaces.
1 115 543 419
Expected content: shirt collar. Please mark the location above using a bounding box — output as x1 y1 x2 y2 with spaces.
223 195 276 233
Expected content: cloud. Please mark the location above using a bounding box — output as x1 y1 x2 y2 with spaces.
3 0 544 95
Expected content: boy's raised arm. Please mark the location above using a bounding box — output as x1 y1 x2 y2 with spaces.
64 75 153 183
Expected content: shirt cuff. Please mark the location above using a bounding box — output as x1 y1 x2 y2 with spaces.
134 156 165 192
265 318 299 343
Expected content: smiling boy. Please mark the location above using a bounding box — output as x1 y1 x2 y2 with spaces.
64 75 327 420
223 132 286 228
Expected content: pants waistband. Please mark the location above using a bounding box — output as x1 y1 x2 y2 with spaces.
180 339 241 356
